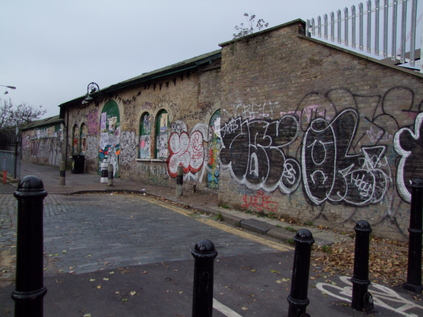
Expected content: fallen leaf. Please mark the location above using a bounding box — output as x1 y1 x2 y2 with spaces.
130 291 136 296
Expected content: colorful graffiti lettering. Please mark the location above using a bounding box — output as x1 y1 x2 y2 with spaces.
168 131 204 178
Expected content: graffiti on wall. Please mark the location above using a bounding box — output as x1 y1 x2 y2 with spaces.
28 138 62 166
220 115 301 194
80 124 88 155
394 112 423 203
87 108 99 135
168 131 204 177
166 116 221 185
207 110 221 189
302 109 389 206
120 131 137 166
241 191 278 212
99 101 120 177
224 102 277 120
140 163 169 186
222 87 423 214
168 124 206 178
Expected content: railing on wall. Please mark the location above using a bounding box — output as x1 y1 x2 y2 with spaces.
306 0 422 71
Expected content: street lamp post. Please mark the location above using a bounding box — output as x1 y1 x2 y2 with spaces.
0 85 16 94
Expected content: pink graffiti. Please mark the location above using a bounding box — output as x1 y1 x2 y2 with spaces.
168 131 204 178
87 108 99 135
241 191 278 212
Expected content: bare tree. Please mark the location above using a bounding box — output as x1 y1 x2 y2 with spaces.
233 13 269 39
0 98 46 131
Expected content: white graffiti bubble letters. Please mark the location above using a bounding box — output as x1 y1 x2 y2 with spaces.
302 109 389 206
220 115 301 194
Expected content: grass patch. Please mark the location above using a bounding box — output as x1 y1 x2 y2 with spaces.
285 226 297 233
215 213 223 221
321 245 332 253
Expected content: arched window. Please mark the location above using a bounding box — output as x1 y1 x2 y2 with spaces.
139 112 151 159
155 110 169 159
80 123 87 155
72 124 79 155
99 100 120 176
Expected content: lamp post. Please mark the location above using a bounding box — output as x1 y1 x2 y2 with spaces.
82 82 99 104
0 85 16 94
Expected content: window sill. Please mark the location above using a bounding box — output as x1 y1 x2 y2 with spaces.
136 158 167 163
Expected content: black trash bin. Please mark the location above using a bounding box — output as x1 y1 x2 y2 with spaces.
71 155 85 174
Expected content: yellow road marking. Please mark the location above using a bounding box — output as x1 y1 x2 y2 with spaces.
198 218 293 252
142 196 293 252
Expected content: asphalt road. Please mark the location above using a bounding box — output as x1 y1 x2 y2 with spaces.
1 192 422 316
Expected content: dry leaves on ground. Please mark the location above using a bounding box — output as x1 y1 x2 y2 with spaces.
311 235 422 300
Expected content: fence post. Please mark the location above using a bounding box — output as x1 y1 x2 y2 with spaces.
287 229 314 317
351 220 374 312
11 175 48 317
404 179 423 293
191 239 218 317
176 163 183 198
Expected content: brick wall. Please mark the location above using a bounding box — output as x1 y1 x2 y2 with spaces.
219 20 423 239
66 60 221 190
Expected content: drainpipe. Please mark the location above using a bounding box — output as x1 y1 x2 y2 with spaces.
65 108 69 168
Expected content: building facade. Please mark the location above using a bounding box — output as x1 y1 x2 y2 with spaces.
33 19 423 239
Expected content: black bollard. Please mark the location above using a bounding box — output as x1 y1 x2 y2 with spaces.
351 220 374 312
287 229 314 317
404 179 423 293
191 239 218 317
59 161 66 186
108 164 113 187
176 163 183 198
12 175 48 317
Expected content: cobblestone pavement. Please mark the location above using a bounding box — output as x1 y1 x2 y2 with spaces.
1 192 279 282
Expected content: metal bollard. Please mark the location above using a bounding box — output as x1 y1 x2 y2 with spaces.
404 179 423 293
191 239 218 317
287 229 314 317
176 163 183 198
3 157 7 184
108 164 113 186
351 220 374 312
100 161 108 183
59 161 66 186
12 175 48 317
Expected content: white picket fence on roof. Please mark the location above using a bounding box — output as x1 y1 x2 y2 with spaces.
306 0 423 71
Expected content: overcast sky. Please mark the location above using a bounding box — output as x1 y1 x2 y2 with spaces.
1 1 365 118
